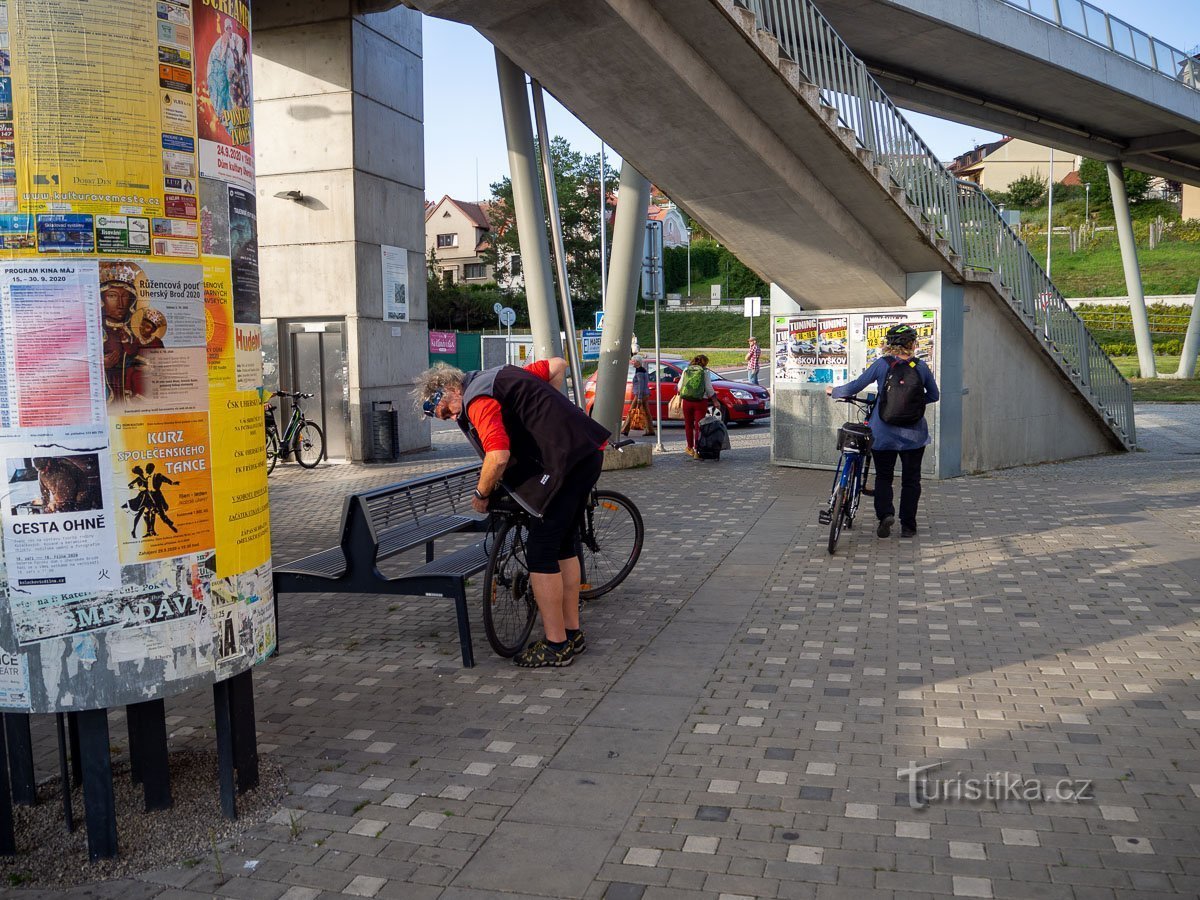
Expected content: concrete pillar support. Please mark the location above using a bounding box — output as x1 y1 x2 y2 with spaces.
495 51 561 362
1106 161 1156 378
593 164 652 435
1175 279 1200 379
907 272 963 478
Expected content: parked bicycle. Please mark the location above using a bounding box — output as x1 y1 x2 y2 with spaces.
481 439 644 657
265 390 326 473
818 396 875 555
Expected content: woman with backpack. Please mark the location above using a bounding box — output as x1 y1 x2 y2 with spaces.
826 324 939 538
679 354 717 459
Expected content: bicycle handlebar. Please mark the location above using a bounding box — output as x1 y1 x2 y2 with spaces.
272 390 314 400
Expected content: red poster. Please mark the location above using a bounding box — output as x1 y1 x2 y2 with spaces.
195 0 254 188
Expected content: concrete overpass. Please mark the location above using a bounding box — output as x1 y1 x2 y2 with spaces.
812 0 1200 185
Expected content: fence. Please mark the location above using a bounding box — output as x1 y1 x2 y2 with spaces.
736 0 1135 447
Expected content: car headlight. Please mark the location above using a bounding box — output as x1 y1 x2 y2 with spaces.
730 389 752 399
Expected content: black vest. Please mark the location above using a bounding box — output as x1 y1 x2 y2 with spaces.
459 366 610 516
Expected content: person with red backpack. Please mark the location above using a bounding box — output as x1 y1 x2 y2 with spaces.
826 324 939 538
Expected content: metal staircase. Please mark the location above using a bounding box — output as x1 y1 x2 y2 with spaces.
730 0 1137 448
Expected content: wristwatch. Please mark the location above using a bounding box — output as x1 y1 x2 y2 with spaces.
473 488 489 501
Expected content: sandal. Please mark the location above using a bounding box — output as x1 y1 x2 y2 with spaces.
514 639 574 668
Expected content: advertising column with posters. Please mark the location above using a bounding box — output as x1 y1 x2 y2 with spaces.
0 0 270 714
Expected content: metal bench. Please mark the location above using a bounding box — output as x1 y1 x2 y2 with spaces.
272 463 490 666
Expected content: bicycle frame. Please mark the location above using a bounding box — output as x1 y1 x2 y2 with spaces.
280 404 305 445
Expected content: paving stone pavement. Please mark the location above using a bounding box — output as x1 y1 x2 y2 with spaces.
13 407 1200 899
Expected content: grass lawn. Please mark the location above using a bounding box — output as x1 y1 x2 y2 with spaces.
1023 239 1200 298
1111 355 1200 402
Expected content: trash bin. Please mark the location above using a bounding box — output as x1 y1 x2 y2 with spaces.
371 400 399 461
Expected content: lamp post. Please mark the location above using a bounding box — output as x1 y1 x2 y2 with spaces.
1046 147 1055 278
686 227 692 298
1085 182 1090 220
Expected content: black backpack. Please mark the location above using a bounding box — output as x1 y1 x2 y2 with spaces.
879 357 927 427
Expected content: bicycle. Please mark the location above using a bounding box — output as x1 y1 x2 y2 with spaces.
480 440 644 657
818 396 875 555
265 390 326 473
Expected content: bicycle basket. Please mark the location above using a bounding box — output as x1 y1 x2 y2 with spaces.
836 422 873 452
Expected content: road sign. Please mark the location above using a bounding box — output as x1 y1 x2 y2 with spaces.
493 302 503 314
594 310 605 330
581 329 602 361
499 307 516 327
641 220 663 301
743 296 762 317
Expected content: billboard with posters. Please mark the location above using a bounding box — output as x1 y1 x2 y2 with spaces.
0 0 271 713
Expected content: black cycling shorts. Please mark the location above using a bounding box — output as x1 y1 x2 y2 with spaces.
524 450 604 574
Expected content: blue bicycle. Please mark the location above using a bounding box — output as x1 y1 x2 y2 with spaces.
818 396 875 554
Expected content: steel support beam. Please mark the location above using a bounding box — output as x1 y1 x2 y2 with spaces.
593 164 651 436
1107 161 1155 378
495 50 561 364
1176 279 1200 379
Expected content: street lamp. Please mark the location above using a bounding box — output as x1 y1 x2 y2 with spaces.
686 227 692 298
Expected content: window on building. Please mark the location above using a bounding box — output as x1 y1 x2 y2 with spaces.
436 233 457 249
440 268 455 287
463 263 487 280
510 254 522 277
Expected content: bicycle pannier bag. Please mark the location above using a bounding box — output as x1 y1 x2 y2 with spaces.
836 422 873 452
667 392 685 420
679 364 706 400
879 358 926 427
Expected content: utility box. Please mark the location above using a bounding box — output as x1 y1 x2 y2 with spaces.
371 400 400 460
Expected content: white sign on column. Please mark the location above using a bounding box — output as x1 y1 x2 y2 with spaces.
381 245 409 322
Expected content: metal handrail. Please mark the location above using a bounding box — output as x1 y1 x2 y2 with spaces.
1000 0 1199 91
735 0 1135 447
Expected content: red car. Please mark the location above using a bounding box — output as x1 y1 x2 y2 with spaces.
583 356 771 426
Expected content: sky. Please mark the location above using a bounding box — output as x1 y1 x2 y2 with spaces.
421 0 1200 203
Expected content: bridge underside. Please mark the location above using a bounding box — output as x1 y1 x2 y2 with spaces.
814 0 1200 185
409 0 956 309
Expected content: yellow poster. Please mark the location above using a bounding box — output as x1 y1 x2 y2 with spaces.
5 0 200 260
204 254 235 392
207 395 270 577
111 411 215 563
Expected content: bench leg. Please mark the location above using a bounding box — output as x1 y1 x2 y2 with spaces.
453 585 475 668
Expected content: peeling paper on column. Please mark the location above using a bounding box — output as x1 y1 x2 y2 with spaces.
0 0 271 713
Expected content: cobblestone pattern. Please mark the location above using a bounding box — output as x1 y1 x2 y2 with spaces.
11 408 1200 899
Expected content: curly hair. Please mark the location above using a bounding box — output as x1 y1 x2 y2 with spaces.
413 363 465 409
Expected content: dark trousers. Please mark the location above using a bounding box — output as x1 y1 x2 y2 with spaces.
871 447 925 529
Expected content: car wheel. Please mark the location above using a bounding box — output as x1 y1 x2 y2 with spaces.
716 402 731 427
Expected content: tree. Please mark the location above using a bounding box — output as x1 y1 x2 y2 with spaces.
1005 172 1047 208
1078 158 1152 205
483 136 605 324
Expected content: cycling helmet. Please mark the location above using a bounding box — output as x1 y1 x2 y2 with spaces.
884 324 918 346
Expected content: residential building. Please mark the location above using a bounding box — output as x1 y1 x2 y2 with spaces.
647 203 690 247
1185 184 1200 220
425 195 497 285
948 137 1079 193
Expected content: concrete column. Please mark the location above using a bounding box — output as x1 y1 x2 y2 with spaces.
254 6 428 458
495 51 561 362
1106 161 1156 378
1176 279 1200 379
593 164 652 435
907 272 962 479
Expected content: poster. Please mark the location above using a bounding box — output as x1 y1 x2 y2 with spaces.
0 640 30 707
100 260 207 415
194 0 253 189
207 395 270 577
381 244 409 322
228 185 258 321
234 324 262 389
864 311 936 369
2 449 120 597
429 330 456 354
0 261 106 429
815 315 849 383
110 411 215 563
864 313 912 366
773 316 818 384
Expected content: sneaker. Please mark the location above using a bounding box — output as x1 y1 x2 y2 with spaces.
877 515 895 538
568 629 586 656
686 448 698 459
901 525 917 538
514 639 574 668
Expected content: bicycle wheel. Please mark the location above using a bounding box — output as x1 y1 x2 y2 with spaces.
293 421 325 468
266 431 280 475
827 484 848 554
482 519 538 657
579 489 644 600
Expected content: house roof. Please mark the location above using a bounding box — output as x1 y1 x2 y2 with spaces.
424 195 492 231
947 136 1012 175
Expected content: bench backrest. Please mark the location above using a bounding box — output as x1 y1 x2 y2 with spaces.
340 463 483 572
